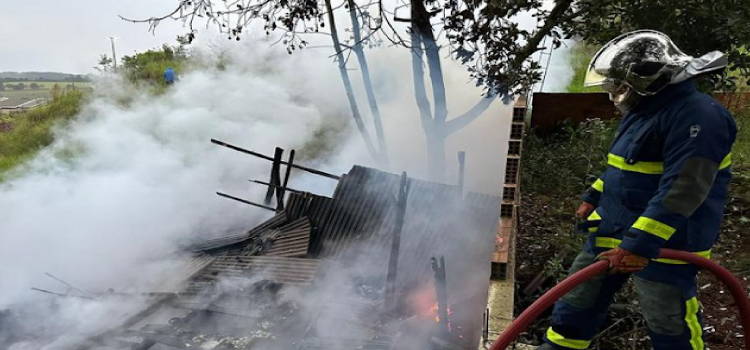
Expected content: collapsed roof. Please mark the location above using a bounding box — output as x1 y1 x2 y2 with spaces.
74 164 501 350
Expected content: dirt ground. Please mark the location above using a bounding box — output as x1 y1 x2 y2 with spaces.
515 180 750 350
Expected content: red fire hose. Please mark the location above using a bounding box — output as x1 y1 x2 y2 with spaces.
489 249 750 350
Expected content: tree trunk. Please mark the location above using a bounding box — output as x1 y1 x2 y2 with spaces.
346 0 388 166
410 21 448 179
324 0 379 161
411 0 449 180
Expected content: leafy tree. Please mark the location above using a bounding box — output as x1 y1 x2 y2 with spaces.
95 55 114 73
127 0 500 178
571 0 750 92
29 83 40 90
445 0 750 94
0 83 5 91
11 83 26 91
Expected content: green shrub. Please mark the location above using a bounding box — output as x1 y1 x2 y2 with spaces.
120 44 188 90
522 119 618 198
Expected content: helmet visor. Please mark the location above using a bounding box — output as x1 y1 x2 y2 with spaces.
584 37 628 87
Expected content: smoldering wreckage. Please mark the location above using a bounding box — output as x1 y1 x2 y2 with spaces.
1 137 503 350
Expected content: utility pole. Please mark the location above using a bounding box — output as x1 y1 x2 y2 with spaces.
108 37 117 71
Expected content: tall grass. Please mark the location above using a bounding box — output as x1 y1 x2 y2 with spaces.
0 90 84 175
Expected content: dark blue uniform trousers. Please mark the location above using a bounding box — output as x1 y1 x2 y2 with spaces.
542 252 704 350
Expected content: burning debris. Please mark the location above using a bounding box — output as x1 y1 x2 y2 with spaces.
4 140 501 350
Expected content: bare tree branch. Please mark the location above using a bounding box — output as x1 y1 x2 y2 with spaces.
347 0 388 164
324 0 380 160
443 94 496 135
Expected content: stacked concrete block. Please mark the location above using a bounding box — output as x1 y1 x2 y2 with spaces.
491 95 527 280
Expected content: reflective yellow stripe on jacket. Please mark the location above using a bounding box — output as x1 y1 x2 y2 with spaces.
653 250 712 265
608 153 664 174
595 237 621 249
608 152 730 173
587 210 602 233
720 153 732 170
592 178 604 192
632 217 676 240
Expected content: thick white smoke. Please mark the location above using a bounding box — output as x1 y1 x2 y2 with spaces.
0 40 348 307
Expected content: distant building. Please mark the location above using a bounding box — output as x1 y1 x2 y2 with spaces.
0 98 47 114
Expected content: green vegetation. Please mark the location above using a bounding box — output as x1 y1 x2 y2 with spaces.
523 119 615 198
0 41 190 179
120 44 188 90
735 110 750 169
0 90 85 177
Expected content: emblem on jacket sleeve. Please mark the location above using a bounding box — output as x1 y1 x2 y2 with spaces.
690 125 701 138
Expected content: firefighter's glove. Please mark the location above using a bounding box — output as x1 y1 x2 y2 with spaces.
576 202 595 219
597 248 649 274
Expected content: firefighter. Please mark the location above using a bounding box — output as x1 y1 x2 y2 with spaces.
164 67 176 86
539 30 737 350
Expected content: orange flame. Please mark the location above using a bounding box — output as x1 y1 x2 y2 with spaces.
429 302 453 323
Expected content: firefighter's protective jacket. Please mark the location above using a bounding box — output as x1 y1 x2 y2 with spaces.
579 79 736 287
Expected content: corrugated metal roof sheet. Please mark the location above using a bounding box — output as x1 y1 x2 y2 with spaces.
266 217 311 257
205 256 319 284
189 212 288 252
150 254 217 293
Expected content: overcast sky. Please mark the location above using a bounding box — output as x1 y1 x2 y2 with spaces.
0 0 188 73
0 0 554 75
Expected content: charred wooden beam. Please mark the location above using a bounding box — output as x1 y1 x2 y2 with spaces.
279 149 296 211
30 287 96 300
250 179 303 194
385 172 410 314
211 139 340 180
216 192 276 211
45 272 96 299
265 147 284 206
431 256 449 335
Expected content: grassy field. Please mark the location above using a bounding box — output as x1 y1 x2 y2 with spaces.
0 89 53 104
1 81 89 89
0 82 92 108
0 90 85 179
